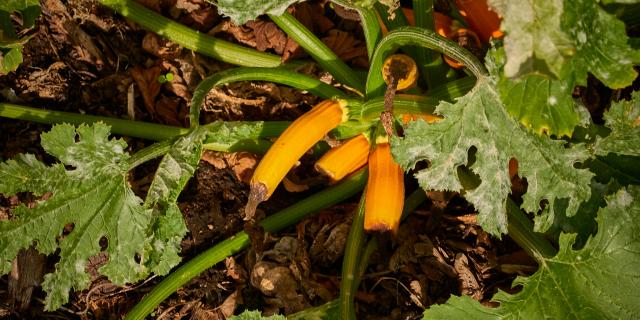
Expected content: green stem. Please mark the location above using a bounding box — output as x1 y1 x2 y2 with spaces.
339 194 366 320
346 76 475 121
373 3 422 67
269 12 365 93
97 0 302 68
127 139 175 169
330 0 382 58
506 200 557 261
413 0 448 89
0 103 189 140
125 170 368 320
190 67 348 126
366 27 487 98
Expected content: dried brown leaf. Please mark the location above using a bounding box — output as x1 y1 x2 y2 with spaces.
130 65 162 117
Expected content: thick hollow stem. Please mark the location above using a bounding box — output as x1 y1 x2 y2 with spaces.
97 0 297 68
269 12 365 93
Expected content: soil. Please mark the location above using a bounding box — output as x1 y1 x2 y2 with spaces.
1 0 617 319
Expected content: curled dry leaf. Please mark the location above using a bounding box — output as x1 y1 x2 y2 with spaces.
453 253 483 300
246 20 287 54
309 218 350 266
321 29 369 68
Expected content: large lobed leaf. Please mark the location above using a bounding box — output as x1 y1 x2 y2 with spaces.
0 123 203 310
424 185 640 319
391 79 593 236
0 124 149 310
594 92 640 157
487 0 640 137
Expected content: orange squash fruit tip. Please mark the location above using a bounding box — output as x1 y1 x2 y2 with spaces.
455 0 503 43
245 99 349 220
434 12 453 38
315 133 371 182
364 137 405 235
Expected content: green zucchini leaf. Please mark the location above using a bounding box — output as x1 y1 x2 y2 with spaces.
0 123 151 310
391 78 593 236
423 185 640 319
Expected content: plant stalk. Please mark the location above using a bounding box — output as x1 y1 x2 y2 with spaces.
0 103 189 140
413 0 448 89
339 193 366 320
97 0 301 68
269 12 365 93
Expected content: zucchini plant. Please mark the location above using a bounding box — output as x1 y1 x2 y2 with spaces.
0 0 639 319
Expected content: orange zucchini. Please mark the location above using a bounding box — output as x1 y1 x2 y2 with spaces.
434 12 453 38
245 99 349 219
364 137 405 235
455 0 503 43
315 133 370 182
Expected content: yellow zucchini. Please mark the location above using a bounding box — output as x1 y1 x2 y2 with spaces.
245 99 349 219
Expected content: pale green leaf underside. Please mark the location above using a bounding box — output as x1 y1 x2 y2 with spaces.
391 79 593 236
214 0 304 24
424 185 640 320
0 123 152 310
489 0 573 78
594 93 640 157
143 128 206 275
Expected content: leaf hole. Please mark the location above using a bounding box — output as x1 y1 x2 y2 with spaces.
99 236 108 251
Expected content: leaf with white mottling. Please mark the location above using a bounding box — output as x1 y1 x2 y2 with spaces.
489 0 640 89
489 0 574 78
0 123 152 310
391 79 593 236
